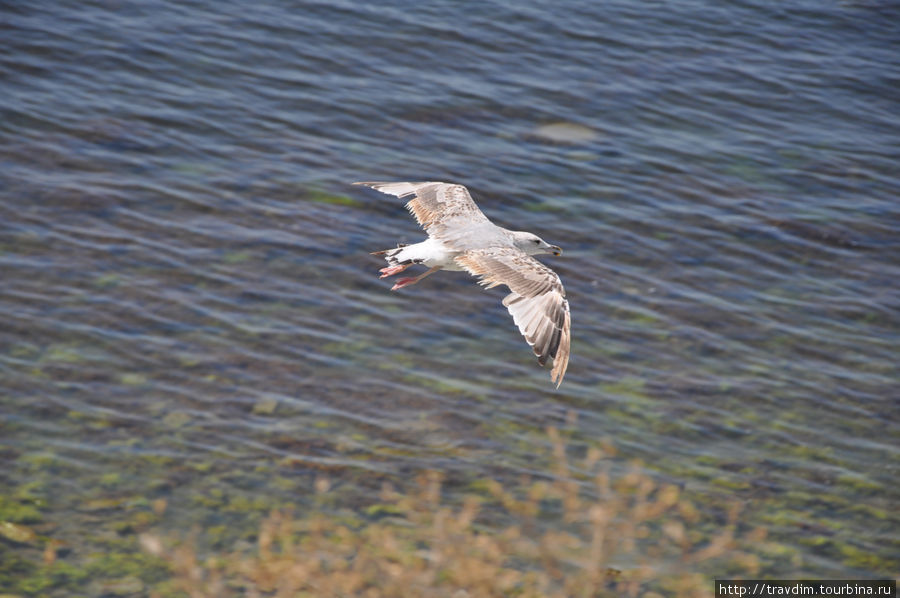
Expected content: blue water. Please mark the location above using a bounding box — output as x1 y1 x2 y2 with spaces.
2 0 898 583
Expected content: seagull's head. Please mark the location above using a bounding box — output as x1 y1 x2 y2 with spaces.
512 231 563 257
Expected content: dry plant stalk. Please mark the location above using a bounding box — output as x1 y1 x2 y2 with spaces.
145 428 762 598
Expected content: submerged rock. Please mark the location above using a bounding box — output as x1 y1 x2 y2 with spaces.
531 121 599 144
0 521 37 544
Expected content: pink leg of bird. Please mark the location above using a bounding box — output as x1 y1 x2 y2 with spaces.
391 266 441 291
379 263 412 278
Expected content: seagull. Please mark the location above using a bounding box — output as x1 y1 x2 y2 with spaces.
355 181 571 387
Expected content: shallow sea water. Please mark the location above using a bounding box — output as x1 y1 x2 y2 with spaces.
1 0 898 586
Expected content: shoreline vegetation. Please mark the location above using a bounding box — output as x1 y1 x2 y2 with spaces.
138 427 764 598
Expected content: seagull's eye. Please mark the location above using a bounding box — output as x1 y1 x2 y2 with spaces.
533 239 540 244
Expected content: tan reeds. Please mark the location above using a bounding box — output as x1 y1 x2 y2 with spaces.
143 427 763 597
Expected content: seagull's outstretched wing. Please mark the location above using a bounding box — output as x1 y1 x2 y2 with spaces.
456 247 571 387
353 181 495 248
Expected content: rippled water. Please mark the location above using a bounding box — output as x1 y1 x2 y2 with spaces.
2 0 898 584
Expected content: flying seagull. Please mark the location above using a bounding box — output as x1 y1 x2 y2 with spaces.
355 181 571 387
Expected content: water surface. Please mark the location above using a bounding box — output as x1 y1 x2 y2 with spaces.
1 0 898 586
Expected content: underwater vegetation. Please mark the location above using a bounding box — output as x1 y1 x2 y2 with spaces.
138 428 765 598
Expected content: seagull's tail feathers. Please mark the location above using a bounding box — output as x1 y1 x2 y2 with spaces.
371 244 416 266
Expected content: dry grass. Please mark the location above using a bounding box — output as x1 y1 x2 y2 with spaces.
143 427 764 597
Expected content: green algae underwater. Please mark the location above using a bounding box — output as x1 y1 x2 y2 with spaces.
3 425 772 597
2 181 897 593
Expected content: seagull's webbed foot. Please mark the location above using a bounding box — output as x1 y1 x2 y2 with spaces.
379 264 412 278
391 277 418 291
390 266 441 291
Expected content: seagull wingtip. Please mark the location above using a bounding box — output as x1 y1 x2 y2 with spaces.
552 371 565 389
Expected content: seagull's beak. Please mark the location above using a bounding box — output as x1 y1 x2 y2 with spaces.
550 245 562 256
